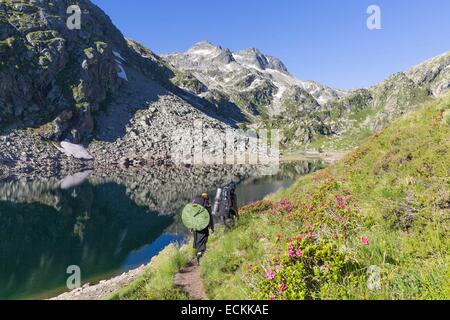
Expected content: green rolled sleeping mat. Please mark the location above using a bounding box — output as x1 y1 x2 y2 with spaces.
182 203 211 231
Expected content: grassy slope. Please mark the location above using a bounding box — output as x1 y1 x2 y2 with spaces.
108 244 192 300
201 95 450 300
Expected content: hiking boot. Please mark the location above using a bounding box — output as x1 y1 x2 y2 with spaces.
196 252 204 265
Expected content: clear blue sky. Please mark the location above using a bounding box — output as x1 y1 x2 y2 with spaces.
91 0 450 89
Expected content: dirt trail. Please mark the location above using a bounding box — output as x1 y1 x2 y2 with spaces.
174 261 208 300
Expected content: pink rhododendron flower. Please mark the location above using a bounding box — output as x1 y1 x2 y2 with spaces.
287 250 294 258
277 198 295 212
288 244 294 250
278 282 287 293
270 296 276 300
296 249 303 257
266 269 275 280
361 237 369 245
336 202 346 210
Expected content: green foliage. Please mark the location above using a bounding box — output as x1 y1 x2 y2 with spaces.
443 110 450 126
256 238 363 300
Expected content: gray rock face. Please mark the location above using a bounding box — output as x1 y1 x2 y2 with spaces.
280 86 321 112
404 51 450 97
0 0 178 143
0 0 127 134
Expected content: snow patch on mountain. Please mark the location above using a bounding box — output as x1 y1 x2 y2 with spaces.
58 142 94 160
113 50 126 62
114 50 128 81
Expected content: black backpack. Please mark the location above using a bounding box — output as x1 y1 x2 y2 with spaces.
220 185 233 215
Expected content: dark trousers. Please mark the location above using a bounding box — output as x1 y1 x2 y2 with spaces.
193 228 209 256
220 210 236 230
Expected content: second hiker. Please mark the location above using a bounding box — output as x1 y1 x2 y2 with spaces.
218 182 239 230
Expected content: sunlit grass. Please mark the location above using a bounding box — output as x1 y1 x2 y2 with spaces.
108 244 192 300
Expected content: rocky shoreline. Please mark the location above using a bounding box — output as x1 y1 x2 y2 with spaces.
0 130 90 179
50 259 152 300
281 151 348 164
0 128 175 180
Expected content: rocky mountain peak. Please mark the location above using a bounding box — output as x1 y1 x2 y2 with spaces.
184 41 235 65
188 40 218 52
162 41 343 119
233 48 289 74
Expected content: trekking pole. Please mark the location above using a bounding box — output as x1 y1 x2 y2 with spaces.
212 188 222 216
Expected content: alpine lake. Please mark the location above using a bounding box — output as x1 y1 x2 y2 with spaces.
0 160 324 299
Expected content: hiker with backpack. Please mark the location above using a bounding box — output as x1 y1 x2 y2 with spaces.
190 193 215 264
218 182 239 230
